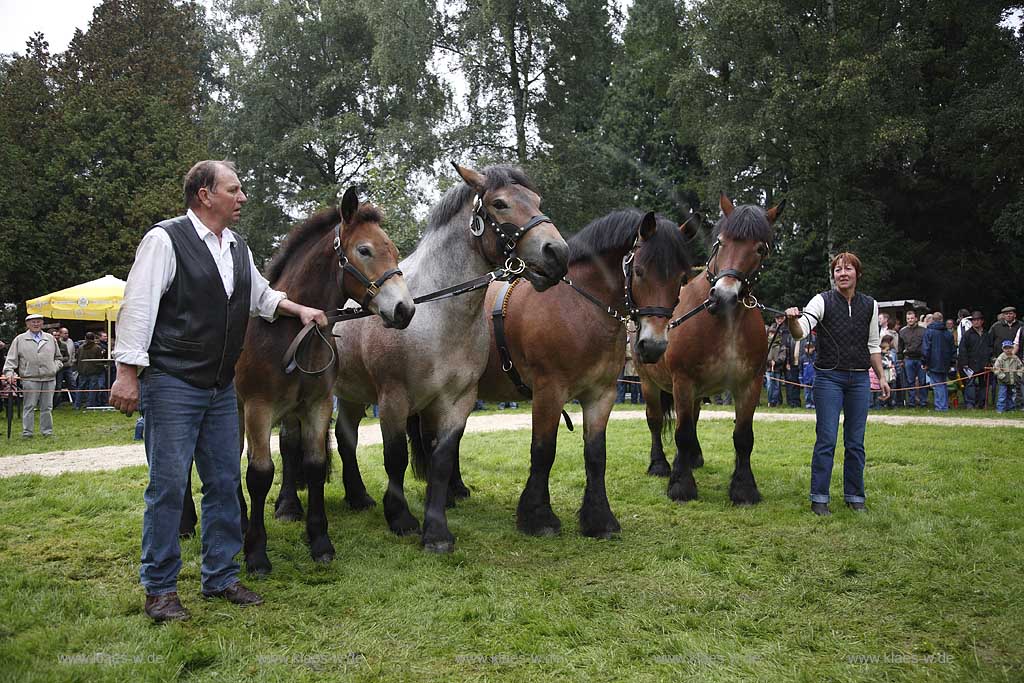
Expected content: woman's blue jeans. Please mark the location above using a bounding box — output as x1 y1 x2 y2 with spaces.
810 369 870 504
139 369 242 596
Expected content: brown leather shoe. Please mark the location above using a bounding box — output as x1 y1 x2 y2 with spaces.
144 592 190 622
202 581 263 606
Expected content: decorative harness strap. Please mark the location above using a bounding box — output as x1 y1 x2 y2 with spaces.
491 279 574 431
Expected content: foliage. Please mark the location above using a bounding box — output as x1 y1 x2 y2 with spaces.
1 419 1023 680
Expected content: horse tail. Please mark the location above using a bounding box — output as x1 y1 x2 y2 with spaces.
660 390 675 436
408 413 429 481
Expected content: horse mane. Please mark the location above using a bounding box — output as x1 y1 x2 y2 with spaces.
426 164 540 233
569 208 693 277
712 204 773 244
265 204 384 283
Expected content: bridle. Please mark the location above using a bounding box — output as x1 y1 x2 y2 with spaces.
470 193 552 275
667 236 771 330
622 236 678 323
334 222 403 309
703 236 769 297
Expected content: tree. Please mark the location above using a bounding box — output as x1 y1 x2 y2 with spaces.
209 0 445 266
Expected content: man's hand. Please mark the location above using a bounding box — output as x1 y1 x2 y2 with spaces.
109 368 140 416
879 379 891 401
785 307 801 319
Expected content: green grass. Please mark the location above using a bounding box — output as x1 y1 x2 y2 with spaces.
1 418 1022 681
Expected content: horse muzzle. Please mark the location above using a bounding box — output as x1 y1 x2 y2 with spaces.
381 299 415 330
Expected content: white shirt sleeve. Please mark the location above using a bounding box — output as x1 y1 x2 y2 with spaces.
867 299 881 354
796 294 825 338
112 228 176 369
248 248 286 322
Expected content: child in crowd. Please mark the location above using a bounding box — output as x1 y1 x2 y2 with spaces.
800 341 816 409
994 339 1023 413
880 335 897 408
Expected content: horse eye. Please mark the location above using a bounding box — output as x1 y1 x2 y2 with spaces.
492 199 509 210
358 246 373 258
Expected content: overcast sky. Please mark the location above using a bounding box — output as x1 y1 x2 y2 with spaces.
0 0 103 56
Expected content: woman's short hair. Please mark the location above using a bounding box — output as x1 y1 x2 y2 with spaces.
830 251 862 277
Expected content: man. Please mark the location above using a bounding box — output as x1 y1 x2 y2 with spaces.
54 327 76 406
899 309 927 407
766 315 788 407
96 330 112 404
878 312 899 354
958 311 991 409
989 306 1021 362
3 314 63 437
109 160 328 623
922 311 954 412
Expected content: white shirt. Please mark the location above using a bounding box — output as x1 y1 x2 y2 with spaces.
112 210 287 368
795 292 881 357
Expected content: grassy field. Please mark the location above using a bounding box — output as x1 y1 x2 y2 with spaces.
1 417 1022 682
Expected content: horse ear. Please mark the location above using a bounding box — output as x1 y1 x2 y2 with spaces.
719 192 734 217
638 211 657 241
766 198 786 224
680 212 700 240
452 162 487 194
341 187 360 225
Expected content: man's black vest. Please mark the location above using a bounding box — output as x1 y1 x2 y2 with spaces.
147 216 252 389
814 289 874 371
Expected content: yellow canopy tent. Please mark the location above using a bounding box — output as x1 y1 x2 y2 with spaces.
25 275 127 358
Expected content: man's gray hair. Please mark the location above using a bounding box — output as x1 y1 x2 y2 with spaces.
183 160 237 209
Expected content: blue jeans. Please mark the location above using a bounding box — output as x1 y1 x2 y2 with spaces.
810 369 870 504
964 376 987 408
767 370 782 406
74 374 103 409
785 368 801 407
927 371 948 411
903 359 927 406
139 369 242 595
997 383 1020 412
803 387 814 408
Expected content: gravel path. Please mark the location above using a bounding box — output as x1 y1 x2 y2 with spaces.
1 409 1019 478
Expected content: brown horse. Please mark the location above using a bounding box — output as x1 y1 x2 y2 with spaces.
639 194 784 504
464 209 697 538
181 188 415 575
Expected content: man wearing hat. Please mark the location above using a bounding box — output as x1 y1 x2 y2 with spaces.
958 311 991 408
989 306 1021 362
2 314 64 437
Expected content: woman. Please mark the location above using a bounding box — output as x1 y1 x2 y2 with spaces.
785 252 890 516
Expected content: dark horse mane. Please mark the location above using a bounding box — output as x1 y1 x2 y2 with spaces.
426 164 540 234
711 204 774 245
266 204 384 283
569 208 693 277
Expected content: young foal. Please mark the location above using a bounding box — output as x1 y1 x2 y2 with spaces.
639 194 784 504
470 209 696 538
182 188 414 575
325 164 569 553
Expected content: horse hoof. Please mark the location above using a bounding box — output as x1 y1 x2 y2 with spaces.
245 556 272 577
273 504 303 522
517 512 562 537
448 482 471 501
310 538 335 563
388 513 421 537
313 551 335 564
730 488 763 506
345 493 377 511
667 480 698 502
422 540 455 554
647 461 670 477
580 512 621 539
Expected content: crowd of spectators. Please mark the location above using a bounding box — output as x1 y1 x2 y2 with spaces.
762 304 1022 413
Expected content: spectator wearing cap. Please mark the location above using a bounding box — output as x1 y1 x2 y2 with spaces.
989 306 1021 363
2 314 63 437
993 339 1023 412
958 311 991 409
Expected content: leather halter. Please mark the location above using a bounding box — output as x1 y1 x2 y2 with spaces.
471 193 552 272
334 222 403 309
703 237 768 295
622 236 678 322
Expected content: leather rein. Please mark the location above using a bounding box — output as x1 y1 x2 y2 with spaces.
283 198 552 375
